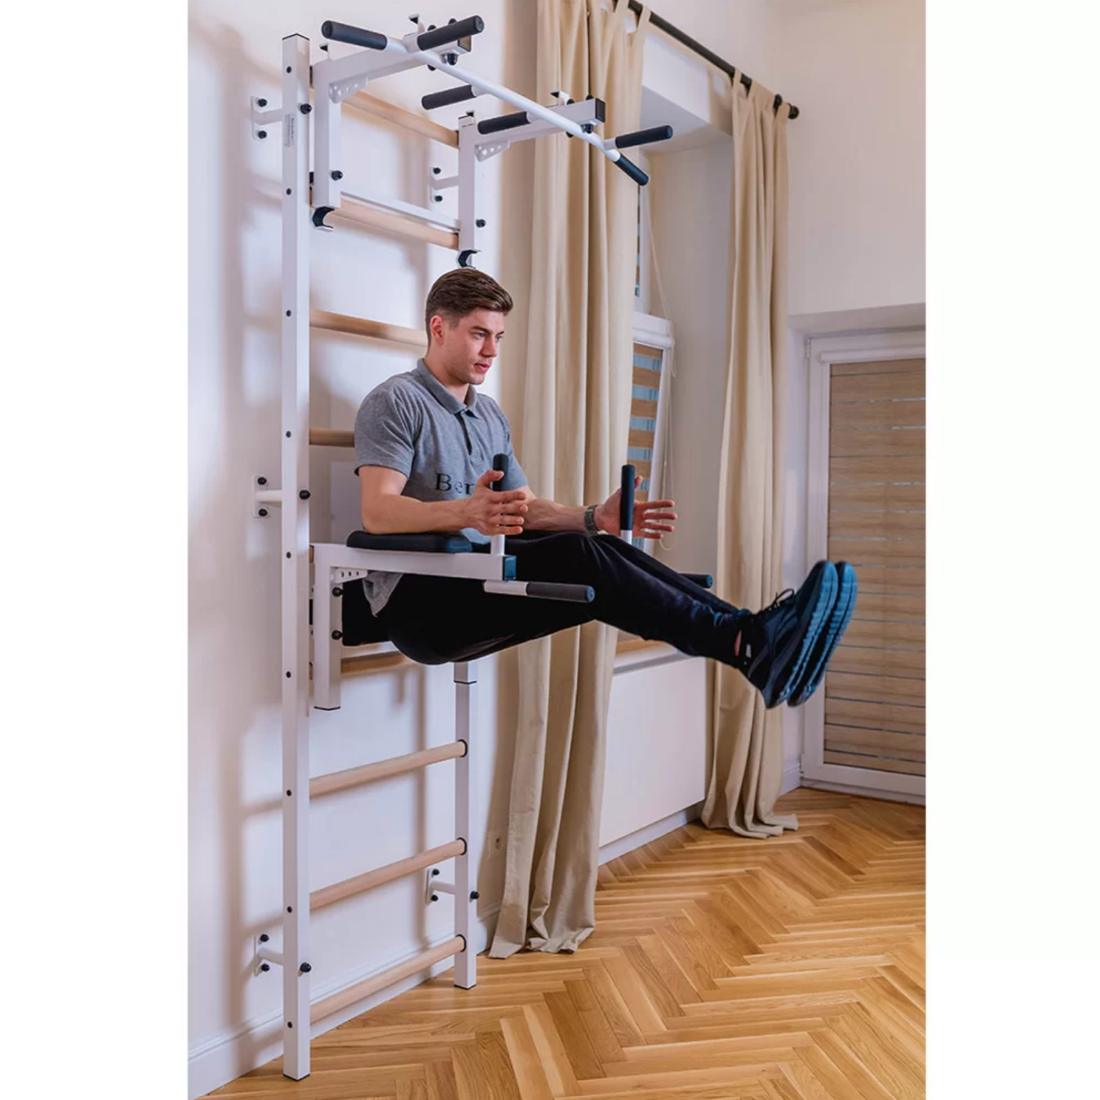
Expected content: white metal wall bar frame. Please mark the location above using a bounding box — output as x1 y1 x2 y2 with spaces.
248 14 673 1080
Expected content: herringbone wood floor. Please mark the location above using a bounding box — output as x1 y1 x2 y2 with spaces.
209 788 925 1099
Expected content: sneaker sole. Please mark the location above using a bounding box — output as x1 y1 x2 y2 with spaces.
769 562 838 707
787 562 858 707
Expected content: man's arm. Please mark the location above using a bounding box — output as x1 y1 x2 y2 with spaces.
518 488 586 532
359 466 529 536
518 480 678 538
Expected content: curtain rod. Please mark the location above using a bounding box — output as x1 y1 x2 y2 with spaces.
625 0 800 120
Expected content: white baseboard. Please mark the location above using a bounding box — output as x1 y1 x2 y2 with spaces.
781 760 801 796
798 777 925 806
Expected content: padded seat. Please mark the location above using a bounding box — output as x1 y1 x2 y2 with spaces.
346 531 474 553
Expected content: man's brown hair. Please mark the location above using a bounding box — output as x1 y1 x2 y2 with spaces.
424 267 513 339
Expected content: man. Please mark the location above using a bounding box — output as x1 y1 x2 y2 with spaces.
348 268 855 708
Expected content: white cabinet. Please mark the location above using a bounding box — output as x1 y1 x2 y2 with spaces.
600 650 708 847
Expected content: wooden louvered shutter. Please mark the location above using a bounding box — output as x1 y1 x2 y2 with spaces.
823 357 925 778
628 342 663 546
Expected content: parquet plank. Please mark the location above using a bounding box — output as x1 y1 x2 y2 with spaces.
500 1013 556 1100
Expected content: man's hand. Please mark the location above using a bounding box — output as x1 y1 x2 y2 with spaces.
595 476 677 538
464 469 529 536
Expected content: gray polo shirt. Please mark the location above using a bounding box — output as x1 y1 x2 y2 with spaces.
353 359 528 615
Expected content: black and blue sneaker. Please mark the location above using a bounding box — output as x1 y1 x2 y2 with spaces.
786 562 858 708
732 560 838 708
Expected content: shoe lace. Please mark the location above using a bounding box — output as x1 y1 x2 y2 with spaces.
762 588 796 613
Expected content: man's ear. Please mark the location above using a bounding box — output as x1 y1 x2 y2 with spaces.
429 314 447 345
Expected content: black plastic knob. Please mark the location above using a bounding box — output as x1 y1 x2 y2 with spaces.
331 630 342 640
332 586 343 598
258 130 268 139
470 890 480 900
331 170 343 180
299 489 311 499
300 962 312 973
299 103 312 114
260 963 270 972
258 98 267 107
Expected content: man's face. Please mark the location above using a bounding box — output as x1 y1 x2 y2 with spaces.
430 308 505 388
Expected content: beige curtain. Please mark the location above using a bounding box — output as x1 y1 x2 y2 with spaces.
489 0 648 958
703 72 798 838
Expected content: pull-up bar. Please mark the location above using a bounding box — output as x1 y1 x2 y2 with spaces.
317 13 672 186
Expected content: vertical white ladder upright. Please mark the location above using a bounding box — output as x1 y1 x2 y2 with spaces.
273 32 481 1080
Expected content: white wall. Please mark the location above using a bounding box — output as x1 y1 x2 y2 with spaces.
769 0 926 317
189 4 709 1095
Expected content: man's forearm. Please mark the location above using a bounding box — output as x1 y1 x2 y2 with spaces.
523 496 587 532
363 494 469 534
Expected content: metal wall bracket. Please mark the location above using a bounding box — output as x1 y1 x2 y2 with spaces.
251 96 281 141
253 932 283 976
426 867 456 904
253 475 283 518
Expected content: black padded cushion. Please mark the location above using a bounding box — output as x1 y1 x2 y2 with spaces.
346 531 474 553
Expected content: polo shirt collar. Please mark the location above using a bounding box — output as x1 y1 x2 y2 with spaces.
414 359 479 416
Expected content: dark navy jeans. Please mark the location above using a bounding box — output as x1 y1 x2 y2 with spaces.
375 530 749 666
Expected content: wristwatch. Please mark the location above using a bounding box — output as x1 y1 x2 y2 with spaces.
583 504 600 535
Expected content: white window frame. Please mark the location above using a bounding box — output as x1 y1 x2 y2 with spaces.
802 328 926 803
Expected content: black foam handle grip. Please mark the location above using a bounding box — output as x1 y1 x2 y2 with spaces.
321 21 388 49
492 453 508 491
620 464 635 534
614 125 674 150
417 15 485 51
477 111 529 135
682 573 714 590
613 153 649 186
422 85 478 110
527 582 595 604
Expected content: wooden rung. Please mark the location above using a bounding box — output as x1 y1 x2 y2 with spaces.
342 651 410 675
331 195 459 250
307 650 411 680
309 428 354 448
311 742 466 798
311 936 465 1023
310 838 466 912
311 308 428 351
346 90 459 148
